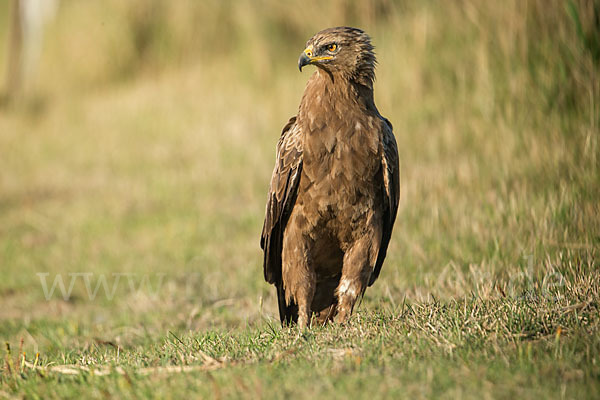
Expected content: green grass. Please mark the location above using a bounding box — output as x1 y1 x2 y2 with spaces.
1 0 599 398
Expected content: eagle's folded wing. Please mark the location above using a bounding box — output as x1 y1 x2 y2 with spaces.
369 118 400 286
261 116 303 285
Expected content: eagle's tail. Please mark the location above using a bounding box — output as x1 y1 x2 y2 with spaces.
276 283 298 326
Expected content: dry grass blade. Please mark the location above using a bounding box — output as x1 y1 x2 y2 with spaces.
22 360 236 377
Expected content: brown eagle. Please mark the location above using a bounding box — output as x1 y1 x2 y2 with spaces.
260 27 400 327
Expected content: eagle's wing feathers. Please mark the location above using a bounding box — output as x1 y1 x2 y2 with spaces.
261 116 303 285
369 118 400 286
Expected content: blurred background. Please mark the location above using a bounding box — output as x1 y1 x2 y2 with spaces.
0 0 598 342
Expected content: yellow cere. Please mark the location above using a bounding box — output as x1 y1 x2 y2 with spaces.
304 45 314 58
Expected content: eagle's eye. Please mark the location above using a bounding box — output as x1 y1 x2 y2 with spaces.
327 43 337 52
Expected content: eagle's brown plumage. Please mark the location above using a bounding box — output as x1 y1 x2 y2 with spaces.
261 27 400 327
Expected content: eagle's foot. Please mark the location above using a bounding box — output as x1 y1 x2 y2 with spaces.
333 307 350 324
334 276 364 324
313 305 336 326
333 294 357 324
297 313 310 328
296 300 313 328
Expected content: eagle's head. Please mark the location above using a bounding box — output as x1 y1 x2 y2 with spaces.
298 27 376 85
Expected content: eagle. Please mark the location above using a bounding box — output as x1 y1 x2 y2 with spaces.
260 27 400 327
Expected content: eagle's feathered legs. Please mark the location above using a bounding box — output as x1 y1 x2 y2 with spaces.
334 229 381 324
281 226 316 328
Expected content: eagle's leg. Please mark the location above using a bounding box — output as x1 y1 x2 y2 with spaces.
334 233 380 324
281 222 316 328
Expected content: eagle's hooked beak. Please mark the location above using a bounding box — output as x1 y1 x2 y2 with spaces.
298 52 311 72
298 45 313 72
298 44 333 72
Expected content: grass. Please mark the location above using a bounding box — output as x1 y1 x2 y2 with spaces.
1 0 599 398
